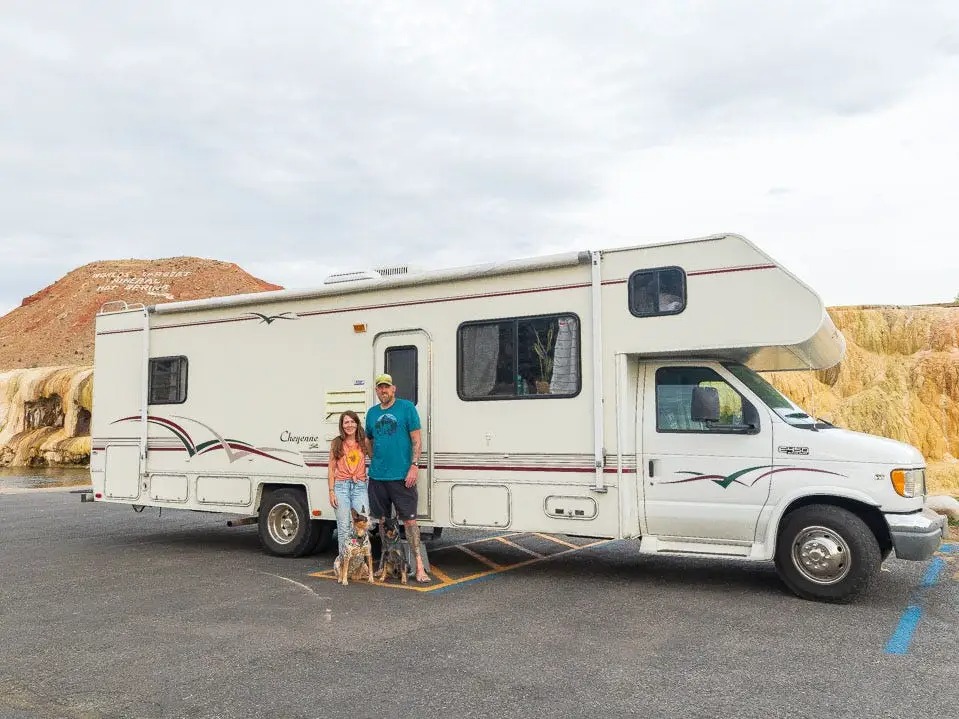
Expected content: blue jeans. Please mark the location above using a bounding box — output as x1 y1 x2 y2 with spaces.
333 479 370 557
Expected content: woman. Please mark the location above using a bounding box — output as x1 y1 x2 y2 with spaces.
328 410 371 561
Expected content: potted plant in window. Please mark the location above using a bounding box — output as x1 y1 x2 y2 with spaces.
531 324 555 394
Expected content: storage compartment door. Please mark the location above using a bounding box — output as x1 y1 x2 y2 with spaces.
104 445 141 499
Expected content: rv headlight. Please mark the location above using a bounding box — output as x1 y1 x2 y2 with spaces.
890 468 925 498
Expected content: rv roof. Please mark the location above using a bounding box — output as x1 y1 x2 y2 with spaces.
146 233 745 315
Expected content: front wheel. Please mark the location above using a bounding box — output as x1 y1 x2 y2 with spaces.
258 488 318 557
774 504 880 603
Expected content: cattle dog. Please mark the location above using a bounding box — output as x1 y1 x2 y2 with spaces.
375 517 409 584
338 507 374 586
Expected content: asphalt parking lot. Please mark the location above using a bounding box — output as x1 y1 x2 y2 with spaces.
1 489 956 719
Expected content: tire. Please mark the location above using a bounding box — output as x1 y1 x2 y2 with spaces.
774 504 881 603
258 488 317 558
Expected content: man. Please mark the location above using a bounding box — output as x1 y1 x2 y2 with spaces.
365 373 430 583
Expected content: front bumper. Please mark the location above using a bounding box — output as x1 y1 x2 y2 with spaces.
885 507 947 561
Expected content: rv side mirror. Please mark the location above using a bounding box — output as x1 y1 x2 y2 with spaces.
743 401 760 431
690 386 720 423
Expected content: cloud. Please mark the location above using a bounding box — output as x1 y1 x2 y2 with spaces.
1 0 957 316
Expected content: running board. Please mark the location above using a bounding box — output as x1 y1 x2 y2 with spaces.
640 536 751 557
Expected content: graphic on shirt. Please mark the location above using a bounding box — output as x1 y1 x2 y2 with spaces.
374 413 399 437
345 447 362 473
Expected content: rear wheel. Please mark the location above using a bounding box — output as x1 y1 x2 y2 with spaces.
258 488 317 557
775 504 880 603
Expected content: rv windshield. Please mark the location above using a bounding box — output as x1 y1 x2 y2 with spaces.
723 363 825 429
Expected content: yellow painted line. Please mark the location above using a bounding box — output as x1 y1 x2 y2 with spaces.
534 533 579 549
431 532 531 553
493 535 544 558
456 544 503 570
307 536 615 592
429 564 455 583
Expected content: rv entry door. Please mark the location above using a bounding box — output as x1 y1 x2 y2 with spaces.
372 330 432 521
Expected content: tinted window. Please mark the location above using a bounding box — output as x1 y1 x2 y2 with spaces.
385 346 418 405
149 356 188 404
655 366 757 433
628 267 686 317
458 314 580 400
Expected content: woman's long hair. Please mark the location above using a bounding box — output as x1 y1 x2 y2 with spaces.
330 410 369 460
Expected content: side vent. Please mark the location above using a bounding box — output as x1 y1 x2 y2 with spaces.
373 265 420 278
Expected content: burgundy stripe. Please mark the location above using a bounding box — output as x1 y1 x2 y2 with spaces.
296 283 590 318
96 328 144 336
687 263 776 277
153 316 263 331
307 462 635 474
434 464 635 474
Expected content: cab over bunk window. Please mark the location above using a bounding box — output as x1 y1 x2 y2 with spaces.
628 266 686 317
655 366 759 433
458 314 581 400
149 356 188 404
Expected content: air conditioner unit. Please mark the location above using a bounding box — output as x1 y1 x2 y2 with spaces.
323 270 382 285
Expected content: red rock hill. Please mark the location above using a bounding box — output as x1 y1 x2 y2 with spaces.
0 258 281 370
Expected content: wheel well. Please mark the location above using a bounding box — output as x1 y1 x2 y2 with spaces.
256 482 308 512
779 495 892 555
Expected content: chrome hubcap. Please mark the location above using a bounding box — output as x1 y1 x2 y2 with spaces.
267 502 300 545
792 525 851 585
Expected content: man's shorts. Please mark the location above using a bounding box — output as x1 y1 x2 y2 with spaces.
369 478 418 520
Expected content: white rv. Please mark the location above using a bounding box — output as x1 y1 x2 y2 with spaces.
89 233 945 602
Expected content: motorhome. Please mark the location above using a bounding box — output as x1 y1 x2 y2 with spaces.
89 233 945 601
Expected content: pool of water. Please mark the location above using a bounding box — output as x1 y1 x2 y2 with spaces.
0 466 91 490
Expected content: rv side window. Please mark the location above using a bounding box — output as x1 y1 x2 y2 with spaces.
655 366 758 433
384 346 418 405
149 356 188 405
458 314 581 400
628 267 686 317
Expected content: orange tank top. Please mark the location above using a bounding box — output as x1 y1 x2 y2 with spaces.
333 439 368 481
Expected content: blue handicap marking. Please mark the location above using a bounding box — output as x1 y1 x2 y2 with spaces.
885 556 947 655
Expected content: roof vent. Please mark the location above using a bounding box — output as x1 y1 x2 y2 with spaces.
323 270 382 285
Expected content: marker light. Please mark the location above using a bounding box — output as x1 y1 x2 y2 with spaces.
890 469 925 498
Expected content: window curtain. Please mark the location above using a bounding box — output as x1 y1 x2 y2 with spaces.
549 316 579 394
461 324 499 397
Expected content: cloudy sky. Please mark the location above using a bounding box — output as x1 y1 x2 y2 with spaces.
2 0 957 316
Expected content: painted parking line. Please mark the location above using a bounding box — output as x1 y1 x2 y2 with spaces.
308 532 613 593
884 542 955 655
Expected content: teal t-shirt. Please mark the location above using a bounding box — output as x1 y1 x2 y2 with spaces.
365 399 421 481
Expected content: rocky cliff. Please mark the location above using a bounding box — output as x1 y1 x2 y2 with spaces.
0 366 92 466
0 257 281 369
766 305 959 495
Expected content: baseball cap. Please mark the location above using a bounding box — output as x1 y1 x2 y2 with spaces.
374 373 393 386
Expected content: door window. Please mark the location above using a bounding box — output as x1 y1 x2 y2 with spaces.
384 346 418 404
655 366 757 433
